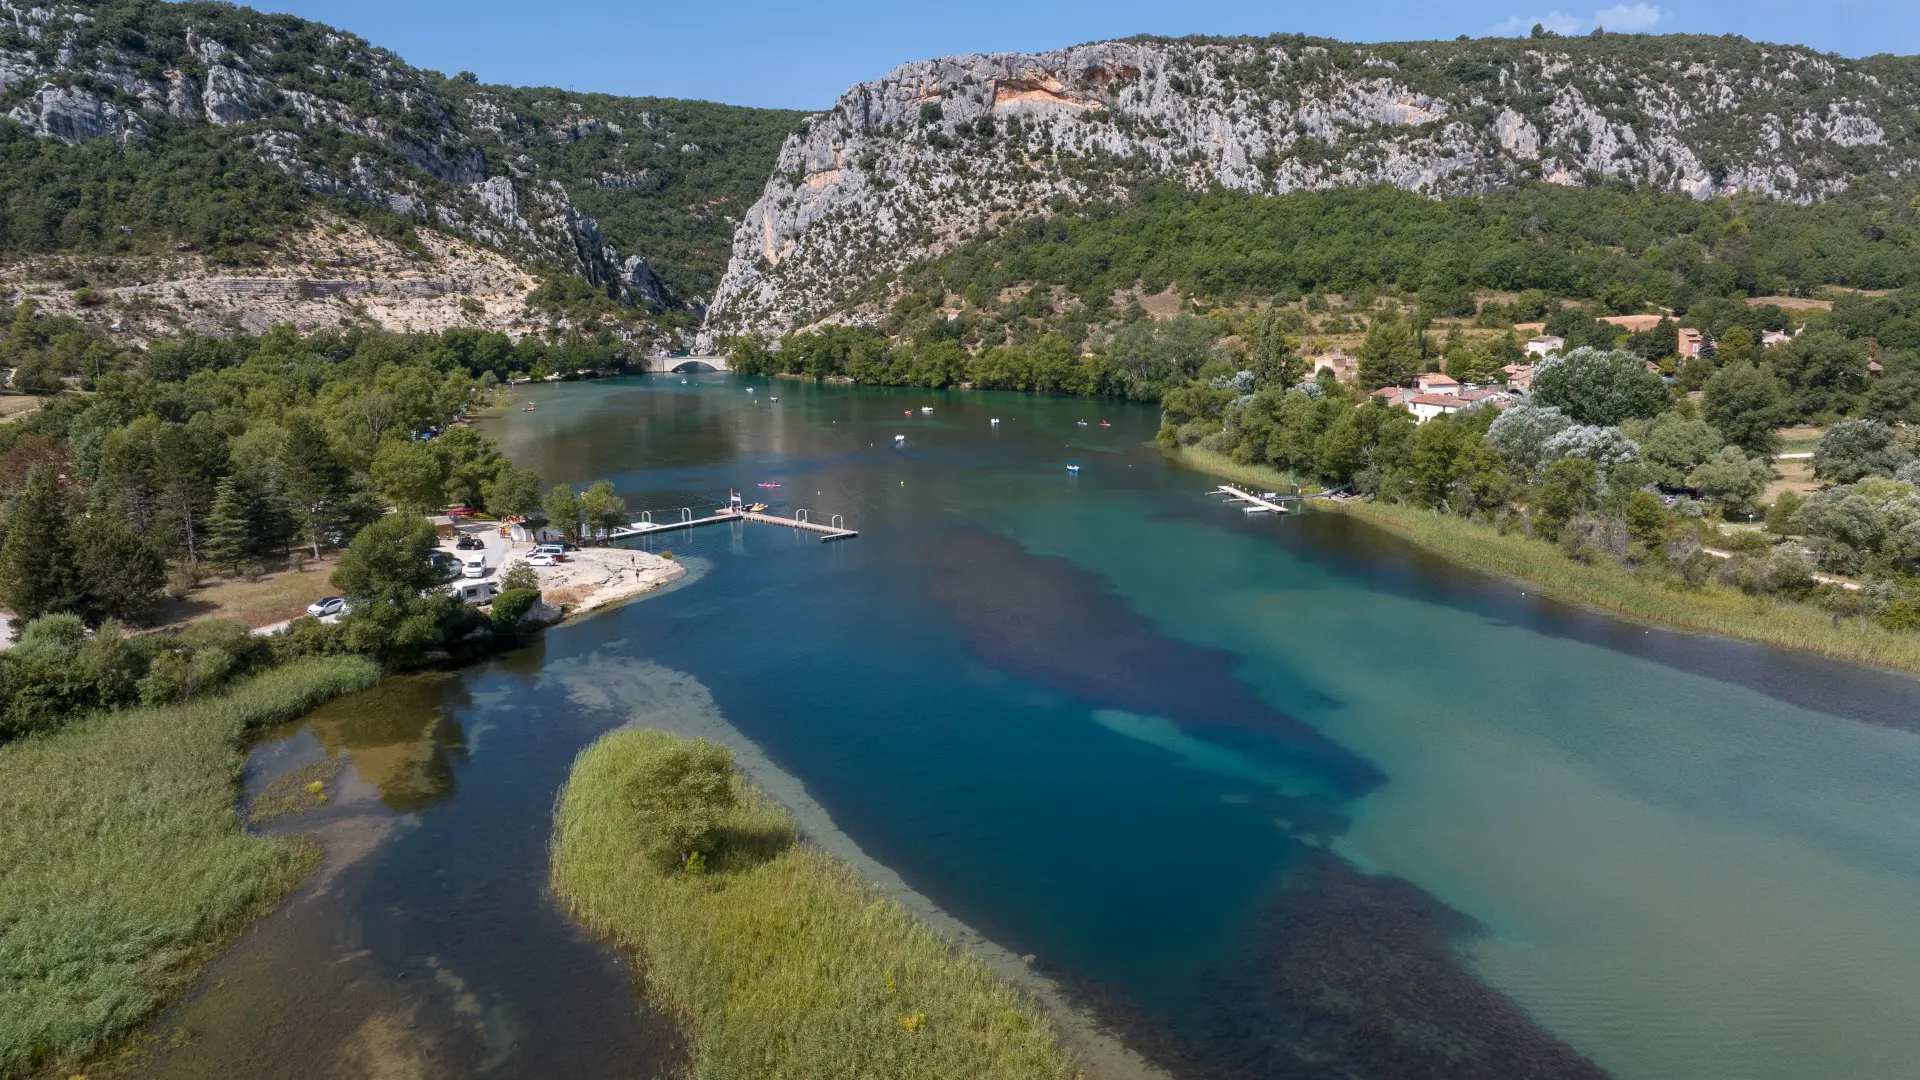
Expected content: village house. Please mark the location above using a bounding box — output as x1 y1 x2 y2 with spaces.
1371 386 1413 408
1525 335 1565 358
1677 328 1710 360
1414 372 1461 394
1308 350 1358 382
1458 386 1513 408
1762 329 1796 348
1408 393 1470 422
1502 363 1535 390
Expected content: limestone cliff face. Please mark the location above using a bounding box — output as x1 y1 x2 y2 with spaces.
702 36 1920 343
0 0 670 308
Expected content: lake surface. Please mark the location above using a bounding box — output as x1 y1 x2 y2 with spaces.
129 375 1920 1079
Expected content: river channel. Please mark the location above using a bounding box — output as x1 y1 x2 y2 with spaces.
127 374 1920 1080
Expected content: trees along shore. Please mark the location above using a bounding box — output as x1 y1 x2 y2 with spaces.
0 316 658 1078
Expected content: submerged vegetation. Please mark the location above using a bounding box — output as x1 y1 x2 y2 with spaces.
551 729 1079 1080
0 655 379 1079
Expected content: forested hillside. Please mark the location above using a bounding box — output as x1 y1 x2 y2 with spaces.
0 0 799 338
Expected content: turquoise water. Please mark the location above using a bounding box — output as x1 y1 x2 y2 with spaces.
134 375 1920 1079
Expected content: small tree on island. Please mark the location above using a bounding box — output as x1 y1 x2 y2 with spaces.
621 734 739 872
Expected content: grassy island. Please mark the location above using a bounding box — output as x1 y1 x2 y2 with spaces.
1324 496 1920 675
550 729 1080 1080
0 656 380 1079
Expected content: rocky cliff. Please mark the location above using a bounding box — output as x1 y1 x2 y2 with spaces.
702 34 1920 344
0 0 796 328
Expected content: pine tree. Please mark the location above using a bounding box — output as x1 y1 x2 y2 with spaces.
72 510 166 624
0 467 79 622
203 477 253 573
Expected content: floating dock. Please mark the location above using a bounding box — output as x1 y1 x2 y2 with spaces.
606 506 857 543
1214 484 1296 514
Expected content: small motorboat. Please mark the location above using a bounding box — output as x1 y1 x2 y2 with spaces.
894 434 906 443
1066 463 1081 474
770 396 778 402
1099 420 1110 427
747 502 768 512
1077 419 1088 427
990 418 1000 426
921 406 933 413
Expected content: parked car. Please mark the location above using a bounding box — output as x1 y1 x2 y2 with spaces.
533 543 566 559
461 555 487 578
306 596 346 618
455 535 484 551
522 552 559 567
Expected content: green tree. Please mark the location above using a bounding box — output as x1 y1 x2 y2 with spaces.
0 467 78 623
543 485 582 543
371 440 448 514
621 734 740 870
331 513 458 664
202 477 255 573
1623 489 1669 548
1357 317 1420 390
280 411 353 558
1687 447 1773 517
1247 309 1303 389
72 510 166 624
1703 362 1790 455
1530 348 1671 426
578 480 628 540
1533 457 1599 539
1633 412 1725 486
483 466 544 518
1770 330 1868 418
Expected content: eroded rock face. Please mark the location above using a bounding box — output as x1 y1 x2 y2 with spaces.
700 37 1920 344
0 0 670 311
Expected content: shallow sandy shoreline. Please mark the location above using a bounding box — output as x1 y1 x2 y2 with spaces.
548 655 1171 1080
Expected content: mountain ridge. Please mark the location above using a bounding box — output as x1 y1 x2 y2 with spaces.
700 32 1920 345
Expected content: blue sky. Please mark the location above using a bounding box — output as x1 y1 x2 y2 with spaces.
254 0 1909 110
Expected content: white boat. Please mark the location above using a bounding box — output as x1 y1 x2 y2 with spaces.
1243 505 1275 514
894 434 906 442
1066 463 1080 473
920 406 933 414
990 418 1000 425
770 396 778 402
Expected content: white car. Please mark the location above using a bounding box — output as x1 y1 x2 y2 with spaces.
306 597 346 618
461 555 487 578
522 552 559 567
533 543 566 558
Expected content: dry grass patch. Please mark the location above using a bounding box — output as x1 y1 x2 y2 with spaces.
551 729 1081 1080
1766 457 1822 503
152 555 342 630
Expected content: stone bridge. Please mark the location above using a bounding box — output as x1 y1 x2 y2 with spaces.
639 354 731 373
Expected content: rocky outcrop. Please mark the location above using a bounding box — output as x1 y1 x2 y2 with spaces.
0 0 680 315
702 35 1920 343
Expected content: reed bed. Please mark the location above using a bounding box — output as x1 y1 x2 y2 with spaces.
1173 446 1307 495
0 656 380 1078
550 729 1081 1080
1331 500 1920 675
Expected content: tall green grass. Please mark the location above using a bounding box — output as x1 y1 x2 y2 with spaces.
0 656 380 1079
1329 500 1920 674
551 729 1081 1080
1172 446 1310 494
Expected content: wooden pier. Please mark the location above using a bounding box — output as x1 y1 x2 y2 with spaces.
1214 484 1294 514
606 506 857 543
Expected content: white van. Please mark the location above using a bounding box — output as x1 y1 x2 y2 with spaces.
462 555 487 578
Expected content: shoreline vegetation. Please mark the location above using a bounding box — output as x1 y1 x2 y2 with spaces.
1174 445 1920 674
0 656 380 1080
550 728 1083 1080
